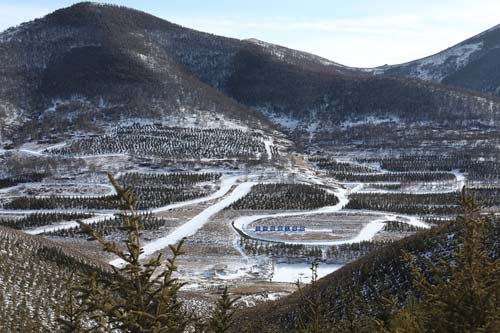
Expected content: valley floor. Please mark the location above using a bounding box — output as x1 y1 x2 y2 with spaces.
0 123 487 310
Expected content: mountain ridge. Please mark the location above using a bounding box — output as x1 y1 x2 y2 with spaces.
2 2 500 146
367 23 500 96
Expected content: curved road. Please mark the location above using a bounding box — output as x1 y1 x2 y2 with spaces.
1 163 465 265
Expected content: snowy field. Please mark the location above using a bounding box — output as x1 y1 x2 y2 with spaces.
0 127 478 304
272 263 343 283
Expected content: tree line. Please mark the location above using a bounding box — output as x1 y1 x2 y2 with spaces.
329 171 455 183
5 172 220 210
46 214 170 238
50 125 268 160
0 212 91 230
0 172 47 189
229 183 339 210
347 189 500 216
309 157 375 173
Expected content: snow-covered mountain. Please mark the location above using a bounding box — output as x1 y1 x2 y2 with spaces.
2 2 500 146
368 24 500 95
0 2 273 139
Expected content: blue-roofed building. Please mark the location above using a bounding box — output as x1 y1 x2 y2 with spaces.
255 226 261 231
270 226 276 231
299 226 305 231
277 226 284 231
292 226 298 231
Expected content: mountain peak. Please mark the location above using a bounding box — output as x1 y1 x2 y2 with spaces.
368 21 500 95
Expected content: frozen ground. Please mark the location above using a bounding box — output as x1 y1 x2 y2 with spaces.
272 263 343 283
1 135 471 302
111 177 256 266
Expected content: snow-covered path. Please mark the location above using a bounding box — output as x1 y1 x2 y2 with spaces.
110 180 256 266
453 169 466 191
150 175 240 213
263 137 274 160
13 176 242 236
232 209 428 246
231 181 429 247
19 148 46 157
19 142 67 157
19 144 127 159
24 213 114 235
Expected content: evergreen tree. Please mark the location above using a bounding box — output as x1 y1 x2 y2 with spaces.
296 260 324 333
63 173 191 332
57 271 86 333
209 287 239 333
387 188 500 332
57 173 239 332
382 297 425 333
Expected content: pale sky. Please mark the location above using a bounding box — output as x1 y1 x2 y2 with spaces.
1 0 499 67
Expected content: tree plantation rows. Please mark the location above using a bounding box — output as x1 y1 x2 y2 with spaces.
366 154 500 181
0 172 46 189
4 195 121 210
347 188 500 216
118 172 221 187
324 240 392 262
239 238 322 258
367 183 402 190
0 212 92 230
229 183 339 210
0 227 112 331
49 125 269 159
346 192 461 215
4 189 208 210
329 171 456 183
422 216 455 226
46 214 171 238
239 238 391 262
116 172 220 209
4 172 220 210
370 155 468 172
309 157 375 173
383 221 426 233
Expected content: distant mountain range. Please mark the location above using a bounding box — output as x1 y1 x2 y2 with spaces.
1 2 500 144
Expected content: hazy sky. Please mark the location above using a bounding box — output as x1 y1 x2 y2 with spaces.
1 0 499 67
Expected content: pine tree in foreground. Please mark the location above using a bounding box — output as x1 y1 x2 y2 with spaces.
57 271 86 333
384 188 500 333
209 286 239 333
295 260 324 333
295 188 499 333
58 173 238 332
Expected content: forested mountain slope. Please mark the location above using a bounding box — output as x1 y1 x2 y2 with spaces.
2 2 500 145
370 24 500 96
0 2 272 139
232 216 499 332
0 226 112 331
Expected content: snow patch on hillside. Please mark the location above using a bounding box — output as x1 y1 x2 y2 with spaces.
118 109 249 131
134 52 159 70
259 108 300 130
272 263 342 283
372 42 484 81
341 115 401 128
0 100 23 128
413 42 483 81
